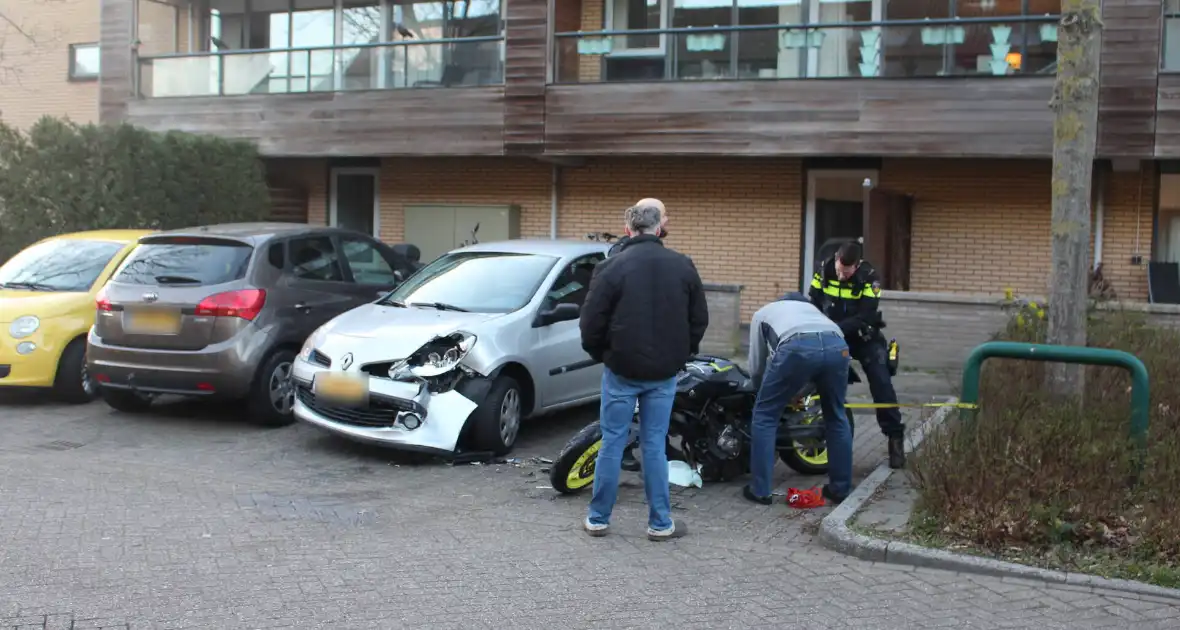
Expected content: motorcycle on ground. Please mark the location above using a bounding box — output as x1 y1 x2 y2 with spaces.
548 349 895 494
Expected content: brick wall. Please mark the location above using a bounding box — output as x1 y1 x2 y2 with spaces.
0 0 99 128
882 158 1153 302
374 157 552 243
878 292 1180 371
289 155 1156 335
558 156 804 321
0 0 186 128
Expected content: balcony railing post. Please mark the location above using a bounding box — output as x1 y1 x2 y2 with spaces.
217 55 225 96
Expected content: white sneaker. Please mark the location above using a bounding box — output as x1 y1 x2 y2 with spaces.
584 518 609 537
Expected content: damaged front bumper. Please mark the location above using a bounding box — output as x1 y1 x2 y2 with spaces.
291 356 479 455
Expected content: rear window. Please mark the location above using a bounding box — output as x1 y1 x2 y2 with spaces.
114 239 254 286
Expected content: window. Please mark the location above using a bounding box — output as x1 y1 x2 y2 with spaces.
585 0 1057 81
288 236 345 282
1166 0 1180 71
113 239 254 286
68 43 100 81
382 251 559 313
341 237 398 285
0 239 123 292
543 254 605 310
267 242 287 270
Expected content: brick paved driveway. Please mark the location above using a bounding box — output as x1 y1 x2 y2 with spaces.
1 389 1177 629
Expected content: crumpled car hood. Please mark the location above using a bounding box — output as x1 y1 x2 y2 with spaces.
313 303 503 364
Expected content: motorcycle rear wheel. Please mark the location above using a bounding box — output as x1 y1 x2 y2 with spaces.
778 407 855 476
550 421 605 494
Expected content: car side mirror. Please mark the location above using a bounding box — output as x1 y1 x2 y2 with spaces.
535 302 580 327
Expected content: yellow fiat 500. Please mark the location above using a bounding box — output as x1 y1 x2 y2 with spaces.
0 229 152 402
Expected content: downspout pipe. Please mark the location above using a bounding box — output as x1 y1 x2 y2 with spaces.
550 164 559 239
1094 165 1106 270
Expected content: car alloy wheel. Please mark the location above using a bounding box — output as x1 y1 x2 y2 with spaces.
499 388 521 447
80 359 97 397
269 361 295 415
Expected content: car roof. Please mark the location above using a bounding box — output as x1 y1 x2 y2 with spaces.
454 239 611 258
143 222 349 244
41 229 156 245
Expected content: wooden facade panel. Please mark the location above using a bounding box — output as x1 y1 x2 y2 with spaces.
502 0 549 155
99 0 135 123
1099 0 1160 157
124 88 506 157
1155 75 1180 156
545 79 1056 158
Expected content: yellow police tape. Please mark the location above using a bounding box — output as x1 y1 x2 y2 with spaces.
845 401 979 410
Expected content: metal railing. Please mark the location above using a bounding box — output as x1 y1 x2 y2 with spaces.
137 35 505 98
959 341 1151 473
552 16 1059 83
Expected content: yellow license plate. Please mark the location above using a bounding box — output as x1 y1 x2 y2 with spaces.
314 372 369 406
125 309 182 335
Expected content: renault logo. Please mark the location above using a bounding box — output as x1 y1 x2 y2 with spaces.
340 353 354 370
142 292 159 303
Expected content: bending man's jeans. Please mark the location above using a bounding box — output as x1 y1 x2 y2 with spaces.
749 331 853 498
588 368 677 531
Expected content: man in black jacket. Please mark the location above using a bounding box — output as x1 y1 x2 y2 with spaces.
579 203 708 541
809 240 906 469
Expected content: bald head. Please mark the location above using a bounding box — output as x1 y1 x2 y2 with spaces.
634 198 668 235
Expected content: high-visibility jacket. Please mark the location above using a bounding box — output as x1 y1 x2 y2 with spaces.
807 257 885 339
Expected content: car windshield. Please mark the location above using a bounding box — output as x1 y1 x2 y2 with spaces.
382 251 559 313
0 238 124 292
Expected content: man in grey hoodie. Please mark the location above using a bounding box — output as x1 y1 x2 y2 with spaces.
742 292 854 505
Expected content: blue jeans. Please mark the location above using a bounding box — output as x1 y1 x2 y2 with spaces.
749 331 853 498
587 368 677 531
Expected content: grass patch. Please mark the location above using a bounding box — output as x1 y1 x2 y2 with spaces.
907 304 1180 590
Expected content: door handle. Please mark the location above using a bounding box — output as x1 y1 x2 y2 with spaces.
294 302 312 312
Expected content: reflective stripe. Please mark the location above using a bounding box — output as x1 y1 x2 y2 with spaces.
819 276 880 300
810 273 823 289
863 282 882 299
822 285 861 299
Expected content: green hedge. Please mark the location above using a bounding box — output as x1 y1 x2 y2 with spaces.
0 116 270 262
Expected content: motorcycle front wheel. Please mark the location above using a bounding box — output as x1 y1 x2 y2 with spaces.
550 421 606 494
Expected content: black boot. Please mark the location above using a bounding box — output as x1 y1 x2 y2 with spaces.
621 446 640 472
888 436 906 469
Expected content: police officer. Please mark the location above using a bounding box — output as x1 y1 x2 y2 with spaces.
808 240 906 469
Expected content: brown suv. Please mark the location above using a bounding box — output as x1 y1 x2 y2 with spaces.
86 223 415 425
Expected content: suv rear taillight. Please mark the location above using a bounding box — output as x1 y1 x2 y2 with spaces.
196 289 266 321
96 286 112 312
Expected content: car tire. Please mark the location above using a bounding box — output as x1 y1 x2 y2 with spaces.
467 374 523 456
100 388 154 413
53 338 98 405
246 348 298 428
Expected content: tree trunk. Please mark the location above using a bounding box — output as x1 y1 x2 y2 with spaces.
1046 0 1104 397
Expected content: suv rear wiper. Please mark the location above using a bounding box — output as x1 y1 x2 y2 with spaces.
154 275 202 284
409 301 469 312
1 281 54 291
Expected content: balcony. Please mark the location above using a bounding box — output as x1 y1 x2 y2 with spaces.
137 37 504 98
546 15 1059 158
553 17 1058 83
116 0 508 157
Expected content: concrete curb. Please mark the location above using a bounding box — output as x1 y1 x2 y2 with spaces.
818 398 1180 603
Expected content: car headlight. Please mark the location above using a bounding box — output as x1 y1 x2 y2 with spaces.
299 324 329 361
9 316 40 339
391 332 477 379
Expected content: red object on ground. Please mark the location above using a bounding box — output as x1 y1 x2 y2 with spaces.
785 487 826 509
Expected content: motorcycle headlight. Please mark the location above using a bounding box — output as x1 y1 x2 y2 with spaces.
9 316 40 339
392 332 477 379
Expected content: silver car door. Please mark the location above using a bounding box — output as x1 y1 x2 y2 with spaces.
530 254 605 408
